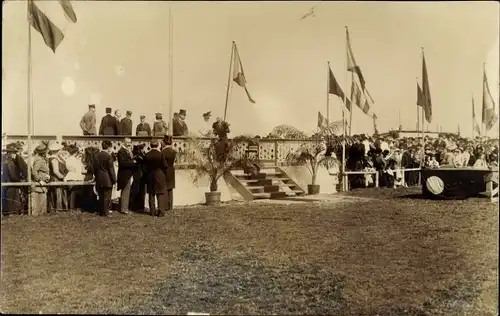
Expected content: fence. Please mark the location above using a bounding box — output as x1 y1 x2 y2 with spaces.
340 168 422 191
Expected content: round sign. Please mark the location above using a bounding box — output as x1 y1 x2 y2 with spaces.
426 176 445 195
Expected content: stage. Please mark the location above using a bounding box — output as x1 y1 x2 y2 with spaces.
421 167 499 200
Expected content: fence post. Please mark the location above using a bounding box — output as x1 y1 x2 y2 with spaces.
401 168 406 187
375 171 379 188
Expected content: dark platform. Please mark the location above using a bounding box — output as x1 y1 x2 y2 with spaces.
421 168 493 200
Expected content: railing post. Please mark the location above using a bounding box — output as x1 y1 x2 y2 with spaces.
375 171 379 188
401 168 406 187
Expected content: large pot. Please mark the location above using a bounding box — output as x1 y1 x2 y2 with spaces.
205 191 221 206
307 184 320 195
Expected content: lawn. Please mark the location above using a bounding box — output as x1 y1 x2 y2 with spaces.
0 187 497 315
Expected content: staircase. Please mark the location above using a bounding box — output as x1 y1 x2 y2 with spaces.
226 166 306 200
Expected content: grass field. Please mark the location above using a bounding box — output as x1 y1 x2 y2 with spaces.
0 188 498 315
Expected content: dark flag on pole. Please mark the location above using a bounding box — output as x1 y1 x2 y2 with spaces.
421 52 433 123
417 82 424 107
328 67 351 111
232 43 255 104
28 0 77 53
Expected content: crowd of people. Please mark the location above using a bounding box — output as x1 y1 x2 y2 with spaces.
2 126 498 215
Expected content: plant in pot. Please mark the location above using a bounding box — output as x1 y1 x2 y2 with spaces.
285 134 337 195
188 136 256 206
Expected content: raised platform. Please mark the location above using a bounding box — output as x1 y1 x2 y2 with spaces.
421 167 498 200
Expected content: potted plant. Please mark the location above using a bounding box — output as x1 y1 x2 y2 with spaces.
188 136 258 205
286 134 337 195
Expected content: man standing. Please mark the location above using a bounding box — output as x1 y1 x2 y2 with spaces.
120 111 133 136
153 113 168 136
172 109 189 136
161 135 176 211
80 104 97 135
144 139 166 216
114 110 122 135
1 144 23 215
92 140 116 217
136 115 152 136
99 107 120 136
117 138 136 215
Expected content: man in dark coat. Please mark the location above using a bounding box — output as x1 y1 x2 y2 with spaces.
1 144 24 215
161 135 176 210
116 138 136 214
144 139 166 217
99 107 120 136
92 140 116 217
129 143 147 212
136 115 152 136
120 111 133 136
153 113 168 137
172 109 188 136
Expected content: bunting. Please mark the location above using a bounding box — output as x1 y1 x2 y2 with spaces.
232 43 255 104
482 70 498 131
28 0 77 53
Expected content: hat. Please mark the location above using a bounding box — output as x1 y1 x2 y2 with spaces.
202 111 211 118
105 107 112 113
179 109 187 116
34 144 48 154
89 104 95 109
5 144 17 152
164 135 173 145
155 113 162 119
150 139 159 146
67 145 79 155
48 143 63 152
140 115 146 119
126 110 132 116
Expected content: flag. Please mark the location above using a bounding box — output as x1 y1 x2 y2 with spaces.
232 43 255 104
28 0 77 53
421 52 432 123
472 97 481 135
317 111 327 129
346 28 374 103
350 79 372 115
417 82 424 106
328 67 351 111
482 70 498 131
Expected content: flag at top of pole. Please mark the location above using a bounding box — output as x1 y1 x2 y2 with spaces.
421 48 432 123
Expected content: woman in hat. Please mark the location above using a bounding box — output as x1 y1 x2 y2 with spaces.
198 111 214 137
1 144 24 215
47 143 69 212
31 143 51 216
64 145 85 210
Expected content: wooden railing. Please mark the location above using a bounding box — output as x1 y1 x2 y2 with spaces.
340 168 422 191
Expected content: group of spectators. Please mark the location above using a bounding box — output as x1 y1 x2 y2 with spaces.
326 133 499 189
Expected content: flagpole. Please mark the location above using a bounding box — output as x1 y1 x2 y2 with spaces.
416 77 420 138
27 0 33 215
420 47 425 166
481 63 485 138
223 41 235 121
472 93 474 138
342 26 348 191
347 27 353 136
167 5 174 136
326 61 330 127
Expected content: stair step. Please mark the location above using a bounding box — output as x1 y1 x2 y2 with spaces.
270 191 287 199
239 179 259 183
252 193 271 199
247 186 265 190
264 185 280 193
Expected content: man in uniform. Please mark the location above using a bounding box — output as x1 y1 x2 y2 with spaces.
161 135 176 210
99 107 120 136
144 139 166 216
153 113 168 137
80 104 97 135
120 111 133 136
136 115 152 136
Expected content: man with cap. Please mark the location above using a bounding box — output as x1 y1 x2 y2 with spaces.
136 115 152 136
92 140 117 217
99 107 120 136
144 139 167 216
172 109 188 136
153 113 168 137
31 143 51 216
80 104 97 136
161 135 176 211
1 144 24 215
120 111 133 136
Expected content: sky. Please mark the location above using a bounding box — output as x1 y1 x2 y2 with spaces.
2 0 499 138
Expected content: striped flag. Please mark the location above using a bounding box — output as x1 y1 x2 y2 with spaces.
346 28 374 103
28 0 77 53
232 42 255 104
472 97 481 135
482 70 498 131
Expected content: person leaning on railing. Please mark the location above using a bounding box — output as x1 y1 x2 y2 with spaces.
47 143 69 213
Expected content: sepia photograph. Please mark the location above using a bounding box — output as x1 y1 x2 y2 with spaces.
1 0 499 314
